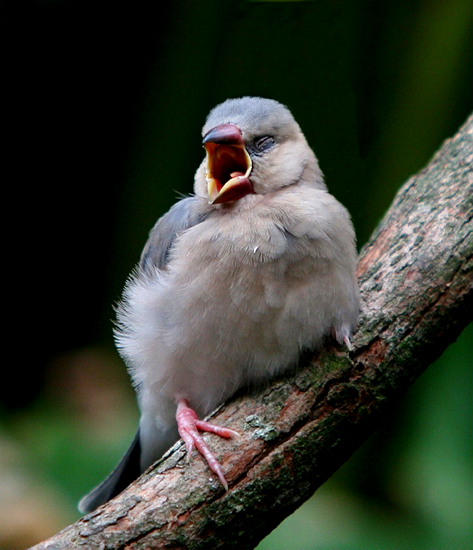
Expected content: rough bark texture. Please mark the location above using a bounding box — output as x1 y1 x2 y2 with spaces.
30 114 472 550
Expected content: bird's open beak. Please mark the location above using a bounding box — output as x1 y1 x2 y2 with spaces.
203 123 253 204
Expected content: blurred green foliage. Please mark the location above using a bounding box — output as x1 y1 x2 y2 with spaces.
2 0 472 548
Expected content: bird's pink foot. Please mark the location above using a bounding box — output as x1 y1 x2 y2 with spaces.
343 334 353 351
176 399 238 489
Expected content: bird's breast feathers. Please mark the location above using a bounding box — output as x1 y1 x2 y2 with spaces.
115 185 358 415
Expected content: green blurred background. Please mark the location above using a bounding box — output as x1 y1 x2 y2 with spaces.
2 0 472 548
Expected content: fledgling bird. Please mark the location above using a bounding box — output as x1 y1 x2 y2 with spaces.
79 96 360 514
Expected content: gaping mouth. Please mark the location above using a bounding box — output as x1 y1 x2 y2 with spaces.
203 124 253 204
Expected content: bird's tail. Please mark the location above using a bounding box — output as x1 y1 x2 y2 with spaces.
78 429 142 514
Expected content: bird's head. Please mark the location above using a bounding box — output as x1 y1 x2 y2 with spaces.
195 97 324 204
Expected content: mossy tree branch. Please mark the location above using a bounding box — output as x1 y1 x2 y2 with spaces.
30 114 472 550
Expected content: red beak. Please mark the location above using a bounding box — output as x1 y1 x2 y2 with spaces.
203 124 253 204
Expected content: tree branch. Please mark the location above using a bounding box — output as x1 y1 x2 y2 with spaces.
30 114 473 550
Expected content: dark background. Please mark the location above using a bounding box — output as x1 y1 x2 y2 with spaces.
1 1 472 548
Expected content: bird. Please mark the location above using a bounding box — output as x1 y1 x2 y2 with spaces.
79 96 360 514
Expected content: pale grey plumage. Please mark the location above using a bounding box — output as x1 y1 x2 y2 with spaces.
79 96 360 514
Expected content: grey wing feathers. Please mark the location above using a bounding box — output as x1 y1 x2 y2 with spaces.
140 196 209 272
79 197 209 514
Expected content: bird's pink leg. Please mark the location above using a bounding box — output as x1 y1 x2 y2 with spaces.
176 398 238 490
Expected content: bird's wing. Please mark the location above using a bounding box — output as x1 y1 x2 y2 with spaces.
79 196 210 514
139 195 210 272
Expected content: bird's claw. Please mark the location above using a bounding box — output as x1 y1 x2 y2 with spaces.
176 399 238 489
343 334 353 352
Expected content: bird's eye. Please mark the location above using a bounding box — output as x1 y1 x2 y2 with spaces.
253 136 276 153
